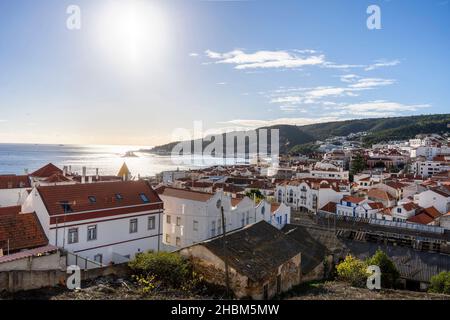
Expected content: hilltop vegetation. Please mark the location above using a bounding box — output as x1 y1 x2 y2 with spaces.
146 114 450 155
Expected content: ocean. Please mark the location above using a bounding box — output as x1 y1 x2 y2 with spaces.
0 143 249 177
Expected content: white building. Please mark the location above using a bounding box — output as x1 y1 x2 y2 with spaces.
276 179 350 213
413 187 450 214
156 187 290 250
21 180 163 266
0 175 31 207
412 158 450 177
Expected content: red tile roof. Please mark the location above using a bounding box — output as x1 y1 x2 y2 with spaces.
43 173 72 183
402 202 419 211
0 206 48 253
423 206 442 219
271 203 281 213
367 202 384 209
37 180 162 216
30 163 63 178
407 213 434 225
320 201 337 213
0 245 57 264
0 175 31 189
342 196 366 204
156 186 214 202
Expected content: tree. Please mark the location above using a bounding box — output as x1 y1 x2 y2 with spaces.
336 255 369 288
129 251 190 288
429 271 450 294
245 189 265 202
350 153 366 176
365 249 400 288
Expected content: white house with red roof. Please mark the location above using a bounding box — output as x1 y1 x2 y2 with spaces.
156 187 289 250
21 180 163 266
0 174 31 207
275 178 350 213
413 186 450 214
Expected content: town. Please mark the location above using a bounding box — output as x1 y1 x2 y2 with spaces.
0 132 449 299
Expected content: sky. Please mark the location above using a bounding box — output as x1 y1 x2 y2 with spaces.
0 0 449 146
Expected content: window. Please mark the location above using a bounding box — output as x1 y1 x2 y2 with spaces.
241 213 245 227
129 218 138 233
148 216 156 230
68 228 78 244
165 234 170 243
88 196 96 204
60 201 73 213
245 212 250 224
397 208 402 213
193 220 199 231
176 217 181 226
176 237 181 247
166 215 171 224
261 206 266 215
94 254 103 264
115 193 123 201
139 193 150 203
87 225 97 241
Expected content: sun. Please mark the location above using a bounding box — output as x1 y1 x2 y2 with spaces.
95 0 169 69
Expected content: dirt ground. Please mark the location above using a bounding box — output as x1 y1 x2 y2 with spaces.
285 281 450 300
2 276 449 300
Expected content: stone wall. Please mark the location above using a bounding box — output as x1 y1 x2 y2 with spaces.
0 263 130 293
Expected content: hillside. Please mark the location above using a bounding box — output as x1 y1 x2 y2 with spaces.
145 114 450 155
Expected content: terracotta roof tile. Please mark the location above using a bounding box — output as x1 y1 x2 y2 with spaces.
156 186 214 202
0 175 31 189
0 206 48 253
30 163 63 178
37 180 161 216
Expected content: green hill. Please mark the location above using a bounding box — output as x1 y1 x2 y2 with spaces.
145 114 450 155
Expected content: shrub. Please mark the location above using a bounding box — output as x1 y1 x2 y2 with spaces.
128 251 190 288
429 272 450 294
365 249 400 288
336 255 369 288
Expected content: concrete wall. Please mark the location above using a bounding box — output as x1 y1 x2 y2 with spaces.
0 263 130 293
0 251 65 272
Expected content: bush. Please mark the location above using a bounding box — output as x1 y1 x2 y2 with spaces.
365 249 400 288
429 272 450 294
128 251 190 288
336 255 369 288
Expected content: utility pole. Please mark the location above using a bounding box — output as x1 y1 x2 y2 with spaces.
221 205 231 298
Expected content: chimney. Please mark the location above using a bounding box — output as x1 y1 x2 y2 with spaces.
88 176 93 183
82 166 87 184
63 166 67 177
24 168 29 175
96 168 99 180
68 165 72 175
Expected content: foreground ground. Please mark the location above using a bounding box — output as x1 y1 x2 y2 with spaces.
2 275 450 300
284 281 450 300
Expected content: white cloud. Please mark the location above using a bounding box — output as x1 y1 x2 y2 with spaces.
205 49 325 70
219 117 341 128
365 59 400 71
348 78 396 88
216 82 227 85
339 100 431 116
189 53 199 57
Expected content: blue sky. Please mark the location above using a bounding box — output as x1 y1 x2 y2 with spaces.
0 0 448 145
